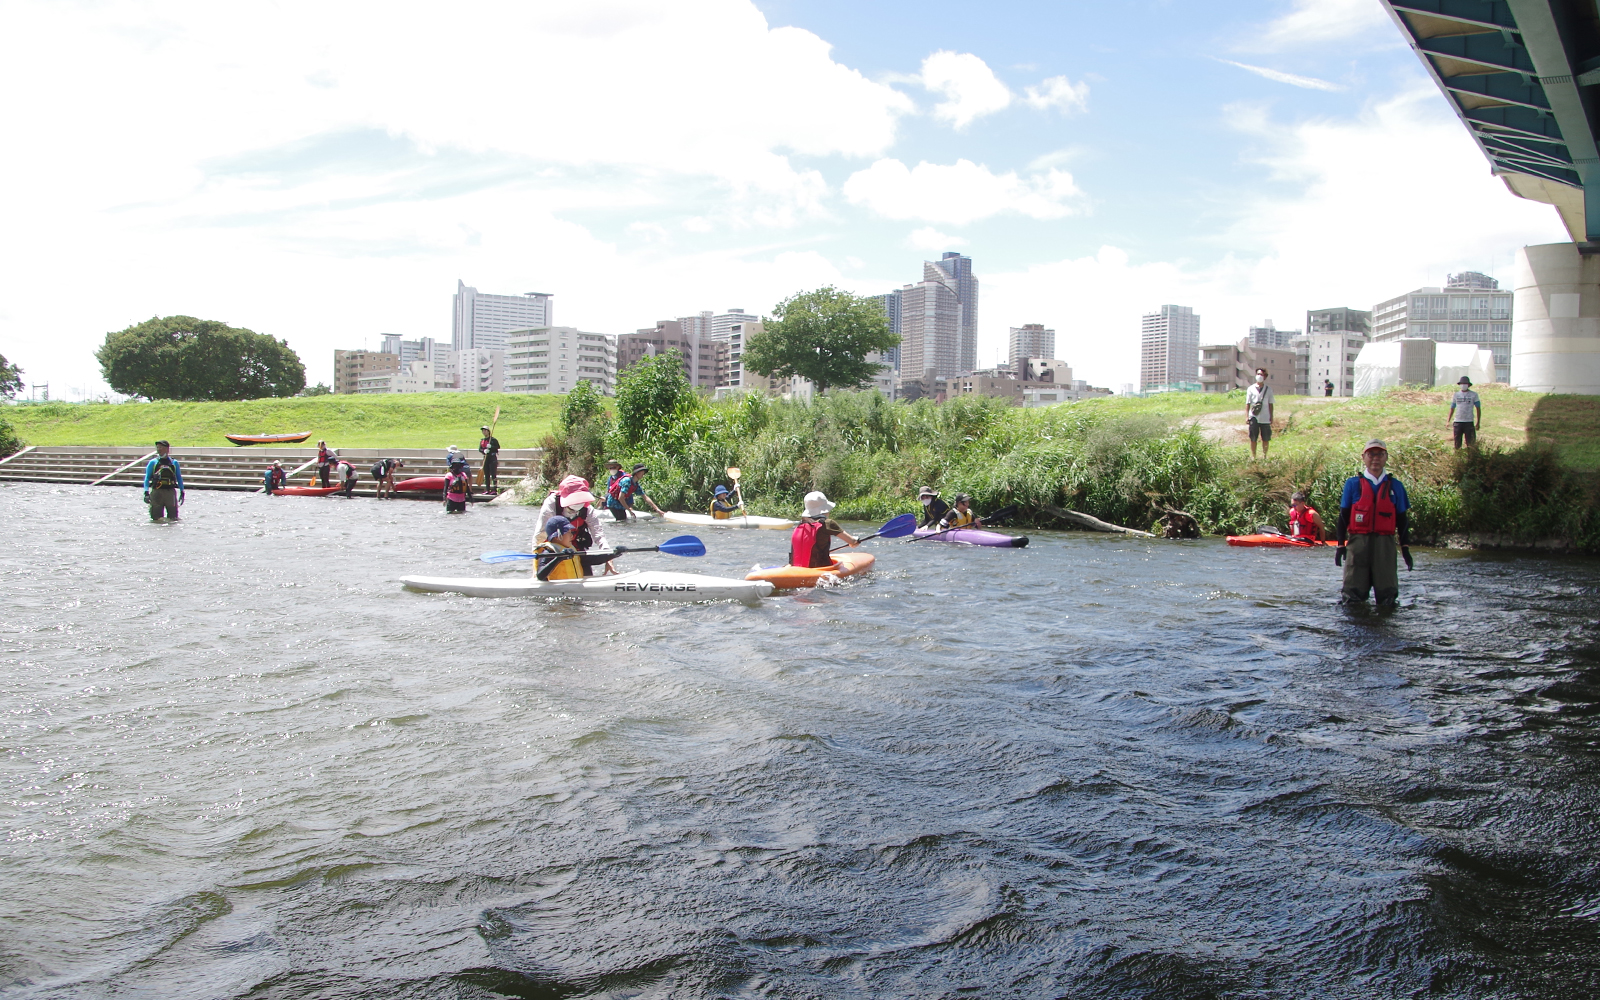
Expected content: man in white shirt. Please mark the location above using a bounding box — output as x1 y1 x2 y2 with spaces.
1245 368 1274 459
1447 376 1482 450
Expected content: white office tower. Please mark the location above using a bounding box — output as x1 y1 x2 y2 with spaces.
1513 244 1600 393
1247 320 1297 349
1009 325 1055 371
1372 274 1512 383
452 280 553 354
380 334 446 372
711 309 759 339
1140 305 1200 393
505 328 618 395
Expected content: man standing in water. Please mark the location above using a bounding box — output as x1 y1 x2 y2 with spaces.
1335 439 1413 607
1246 368 1274 460
143 440 184 521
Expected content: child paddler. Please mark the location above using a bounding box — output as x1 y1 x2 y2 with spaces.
534 516 624 581
710 485 742 519
938 494 985 530
789 492 859 568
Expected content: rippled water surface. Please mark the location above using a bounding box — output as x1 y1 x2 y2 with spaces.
3 482 1599 999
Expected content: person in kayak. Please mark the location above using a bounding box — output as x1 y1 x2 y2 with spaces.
479 425 501 490
939 494 986 530
316 439 334 487
1289 490 1326 541
1334 439 1412 607
535 476 609 552
444 466 471 513
143 440 184 521
606 464 663 521
263 460 286 494
917 487 949 528
790 491 860 568
710 485 742 519
370 457 404 499
535 516 623 580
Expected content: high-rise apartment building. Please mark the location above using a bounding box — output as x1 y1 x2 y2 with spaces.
1297 307 1371 396
711 309 760 339
1306 307 1372 337
1372 273 1512 382
1008 325 1055 370
1140 305 1201 392
617 321 711 387
899 254 978 379
452 280 553 353
333 350 400 394
868 290 903 372
504 328 617 395
1247 320 1298 349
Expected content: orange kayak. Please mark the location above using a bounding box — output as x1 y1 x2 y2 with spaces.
1226 534 1337 548
745 552 875 589
226 432 312 445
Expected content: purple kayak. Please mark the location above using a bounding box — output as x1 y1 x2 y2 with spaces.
912 526 1029 548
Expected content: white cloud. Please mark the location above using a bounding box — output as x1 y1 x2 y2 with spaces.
978 87 1567 387
1246 0 1391 51
920 50 1012 129
1023 76 1090 113
1218 59 1344 92
843 159 1083 225
905 227 967 251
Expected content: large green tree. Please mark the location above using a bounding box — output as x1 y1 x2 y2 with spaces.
0 351 22 400
96 316 306 400
742 287 900 394
613 349 695 446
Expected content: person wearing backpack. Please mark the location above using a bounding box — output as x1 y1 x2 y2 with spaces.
443 466 471 513
789 491 859 568
606 463 663 521
335 456 358 497
142 440 185 521
263 460 287 494
370 458 404 499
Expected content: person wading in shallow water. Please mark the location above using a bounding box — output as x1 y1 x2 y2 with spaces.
1335 438 1413 607
143 441 184 521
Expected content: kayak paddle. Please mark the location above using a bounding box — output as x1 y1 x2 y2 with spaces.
726 466 750 522
830 512 916 551
911 504 1019 541
479 534 707 563
1255 524 1315 545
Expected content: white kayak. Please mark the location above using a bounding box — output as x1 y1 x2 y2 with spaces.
662 511 796 529
400 569 773 605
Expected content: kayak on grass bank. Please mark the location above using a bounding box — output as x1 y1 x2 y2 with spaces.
400 570 773 605
225 432 312 446
1226 534 1339 548
662 511 796 529
745 551 875 589
912 526 1029 547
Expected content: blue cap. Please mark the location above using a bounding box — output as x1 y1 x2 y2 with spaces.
544 516 573 536
714 485 729 495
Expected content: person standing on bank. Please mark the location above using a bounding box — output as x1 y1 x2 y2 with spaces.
1324 378 1335 397
1448 376 1482 450
478 425 501 490
1246 368 1274 459
316 439 334 488
1335 439 1413 607
143 441 184 521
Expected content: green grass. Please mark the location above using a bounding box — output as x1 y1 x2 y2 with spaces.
3 393 563 449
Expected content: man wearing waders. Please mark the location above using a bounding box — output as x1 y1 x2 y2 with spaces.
478 425 501 491
1335 439 1413 607
142 440 184 521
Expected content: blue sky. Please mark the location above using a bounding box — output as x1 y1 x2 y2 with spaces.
0 0 1569 397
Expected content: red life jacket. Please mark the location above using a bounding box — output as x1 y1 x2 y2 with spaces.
607 473 627 502
1289 505 1317 537
790 521 829 568
1349 477 1396 535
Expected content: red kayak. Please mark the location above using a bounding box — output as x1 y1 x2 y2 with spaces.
395 476 446 492
273 485 345 496
1226 534 1337 548
226 431 312 446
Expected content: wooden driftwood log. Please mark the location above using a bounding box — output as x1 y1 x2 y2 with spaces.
1041 503 1156 537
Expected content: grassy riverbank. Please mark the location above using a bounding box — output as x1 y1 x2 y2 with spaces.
545 386 1600 552
2 393 562 449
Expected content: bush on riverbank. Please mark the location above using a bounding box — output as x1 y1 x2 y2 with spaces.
533 382 1599 552
0 414 20 458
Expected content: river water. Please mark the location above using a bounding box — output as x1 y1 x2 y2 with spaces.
2 482 1598 999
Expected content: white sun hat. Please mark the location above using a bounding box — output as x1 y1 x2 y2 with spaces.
802 491 835 518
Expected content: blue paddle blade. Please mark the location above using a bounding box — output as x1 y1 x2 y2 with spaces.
876 513 918 538
480 550 534 563
657 534 707 557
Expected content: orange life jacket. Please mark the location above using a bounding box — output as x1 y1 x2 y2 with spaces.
1349 478 1396 536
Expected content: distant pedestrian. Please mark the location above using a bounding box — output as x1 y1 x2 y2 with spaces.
1323 379 1334 397
370 457 404 499
263 460 286 494
316 439 334 488
1335 439 1413 608
1448 376 1482 449
478 426 501 490
1246 368 1274 459
143 440 184 521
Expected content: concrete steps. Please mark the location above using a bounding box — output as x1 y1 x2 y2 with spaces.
0 446 544 499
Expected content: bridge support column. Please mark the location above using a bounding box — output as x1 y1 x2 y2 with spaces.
1512 243 1600 394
